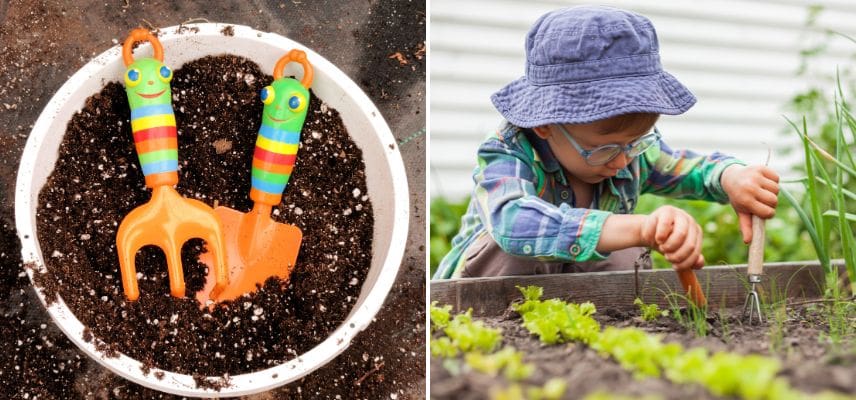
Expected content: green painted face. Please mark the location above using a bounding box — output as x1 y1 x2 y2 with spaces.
259 78 310 131
124 58 173 109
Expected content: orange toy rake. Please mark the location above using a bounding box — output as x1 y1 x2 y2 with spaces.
115 28 229 301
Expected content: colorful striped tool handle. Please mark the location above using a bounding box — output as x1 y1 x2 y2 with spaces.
250 50 314 206
122 28 178 188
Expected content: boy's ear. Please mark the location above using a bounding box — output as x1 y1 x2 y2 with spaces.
532 126 552 139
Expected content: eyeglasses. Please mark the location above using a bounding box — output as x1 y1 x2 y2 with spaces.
556 124 661 166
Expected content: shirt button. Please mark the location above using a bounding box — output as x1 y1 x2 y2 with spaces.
560 190 570 200
569 244 581 256
522 244 533 254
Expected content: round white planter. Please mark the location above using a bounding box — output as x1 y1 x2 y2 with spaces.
14 23 409 397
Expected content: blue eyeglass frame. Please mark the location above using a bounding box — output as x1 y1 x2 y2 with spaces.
556 124 661 166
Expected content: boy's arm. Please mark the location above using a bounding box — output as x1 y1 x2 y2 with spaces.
473 135 610 262
639 140 745 203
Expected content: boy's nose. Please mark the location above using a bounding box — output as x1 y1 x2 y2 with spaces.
606 152 630 169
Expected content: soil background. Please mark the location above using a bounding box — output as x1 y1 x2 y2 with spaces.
0 1 425 399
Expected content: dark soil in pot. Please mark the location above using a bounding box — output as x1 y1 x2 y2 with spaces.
33 54 375 380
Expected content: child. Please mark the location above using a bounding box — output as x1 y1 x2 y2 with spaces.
433 6 779 279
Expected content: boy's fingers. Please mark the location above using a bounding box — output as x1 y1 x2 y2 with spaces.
756 189 778 209
675 238 700 271
692 228 704 269
761 166 780 182
678 242 700 271
662 214 687 252
752 204 776 219
693 253 705 270
655 210 674 245
668 222 697 264
738 212 752 243
760 177 779 195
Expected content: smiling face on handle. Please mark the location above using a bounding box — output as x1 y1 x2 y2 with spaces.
260 78 310 131
124 57 173 109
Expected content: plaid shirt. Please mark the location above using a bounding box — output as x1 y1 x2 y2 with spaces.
433 121 744 280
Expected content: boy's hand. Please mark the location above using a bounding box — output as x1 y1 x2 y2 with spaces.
720 165 780 244
640 206 704 271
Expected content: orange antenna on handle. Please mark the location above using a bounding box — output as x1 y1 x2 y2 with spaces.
273 49 313 88
122 28 164 66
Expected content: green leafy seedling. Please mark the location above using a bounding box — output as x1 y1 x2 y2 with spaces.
430 337 459 358
445 309 502 353
634 298 669 322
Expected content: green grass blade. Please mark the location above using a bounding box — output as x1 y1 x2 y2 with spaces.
781 186 829 270
835 71 856 169
813 176 856 201
834 99 856 292
822 210 856 223
787 117 829 254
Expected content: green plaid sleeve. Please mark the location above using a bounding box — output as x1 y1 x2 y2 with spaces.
639 141 745 203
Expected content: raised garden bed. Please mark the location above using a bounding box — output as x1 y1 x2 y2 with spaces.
430 263 856 399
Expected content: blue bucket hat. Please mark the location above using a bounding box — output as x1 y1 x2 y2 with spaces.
491 6 696 128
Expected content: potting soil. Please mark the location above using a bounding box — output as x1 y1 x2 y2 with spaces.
34 54 374 379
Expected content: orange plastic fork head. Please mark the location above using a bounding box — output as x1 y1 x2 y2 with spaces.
116 185 229 301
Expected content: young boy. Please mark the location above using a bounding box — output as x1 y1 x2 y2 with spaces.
434 6 780 279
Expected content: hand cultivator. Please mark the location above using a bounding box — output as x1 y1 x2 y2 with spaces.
742 215 766 324
116 28 229 302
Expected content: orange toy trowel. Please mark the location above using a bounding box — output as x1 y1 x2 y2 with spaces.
677 269 707 308
197 50 314 305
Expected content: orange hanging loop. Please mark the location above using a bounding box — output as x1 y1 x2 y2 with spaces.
273 49 314 88
122 28 164 67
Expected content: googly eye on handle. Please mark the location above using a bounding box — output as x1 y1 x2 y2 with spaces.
158 65 173 82
125 68 142 87
260 86 275 105
287 92 307 113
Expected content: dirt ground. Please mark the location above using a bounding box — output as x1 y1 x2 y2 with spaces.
431 303 856 399
0 0 425 399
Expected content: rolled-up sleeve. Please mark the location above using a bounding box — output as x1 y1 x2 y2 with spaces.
472 137 611 262
640 141 745 204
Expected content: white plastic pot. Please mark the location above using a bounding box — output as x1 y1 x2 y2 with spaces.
14 23 409 397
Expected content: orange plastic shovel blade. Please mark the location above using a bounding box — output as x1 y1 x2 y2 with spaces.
196 205 302 305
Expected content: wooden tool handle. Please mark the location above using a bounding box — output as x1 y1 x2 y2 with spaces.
747 215 766 276
677 269 707 307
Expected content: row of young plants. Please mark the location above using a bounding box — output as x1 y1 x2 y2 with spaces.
430 302 567 400
512 286 854 400
430 301 659 400
431 286 855 400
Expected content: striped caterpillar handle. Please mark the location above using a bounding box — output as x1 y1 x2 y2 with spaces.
122 28 178 188
250 50 314 206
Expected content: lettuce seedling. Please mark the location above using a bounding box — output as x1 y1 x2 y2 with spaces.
430 337 459 358
445 309 502 353
514 287 600 345
465 347 534 381
634 298 669 322
430 301 453 331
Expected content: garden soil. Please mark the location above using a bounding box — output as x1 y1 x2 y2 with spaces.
0 0 426 398
430 304 856 399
